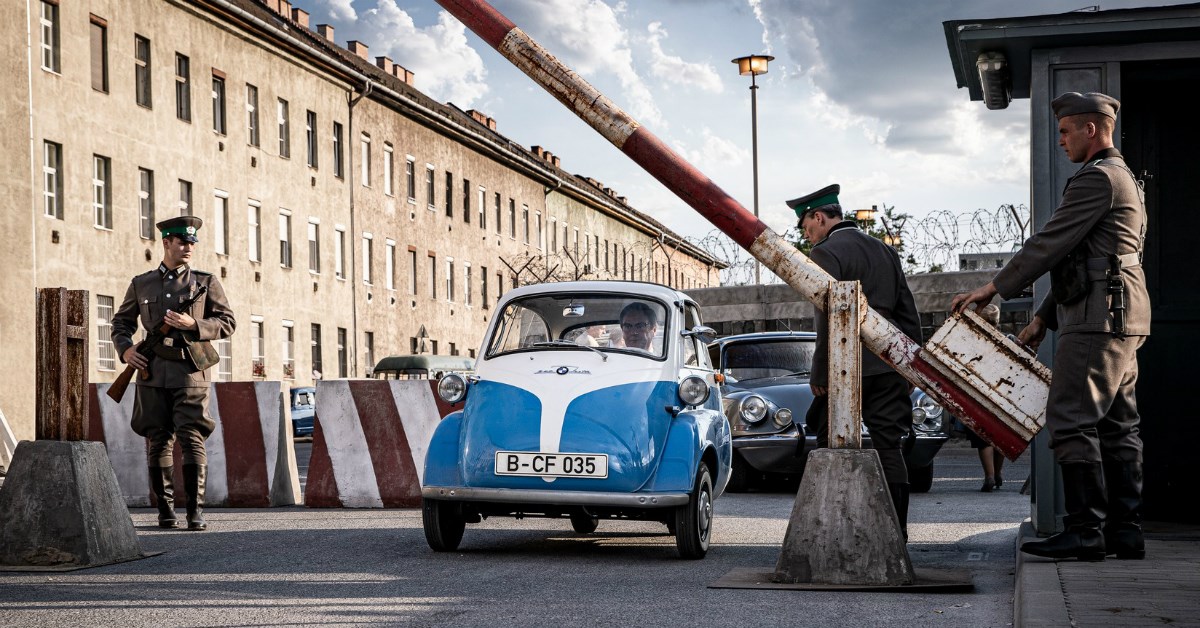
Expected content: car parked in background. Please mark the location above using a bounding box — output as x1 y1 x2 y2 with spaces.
421 281 731 559
370 355 476 380
290 386 316 438
709 332 949 493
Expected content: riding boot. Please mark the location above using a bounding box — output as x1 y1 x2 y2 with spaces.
887 482 910 541
1021 462 1106 561
183 464 208 531
149 466 178 529
1103 460 1145 559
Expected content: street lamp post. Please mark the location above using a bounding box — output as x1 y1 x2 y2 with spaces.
732 54 773 285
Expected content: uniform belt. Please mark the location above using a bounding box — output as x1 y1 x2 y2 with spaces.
153 345 188 361
1085 253 1140 280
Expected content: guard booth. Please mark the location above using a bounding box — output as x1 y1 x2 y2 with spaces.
945 4 1200 528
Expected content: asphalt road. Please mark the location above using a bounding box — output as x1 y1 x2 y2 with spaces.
0 442 1029 627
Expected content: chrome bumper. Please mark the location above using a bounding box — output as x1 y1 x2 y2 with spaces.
421 486 688 508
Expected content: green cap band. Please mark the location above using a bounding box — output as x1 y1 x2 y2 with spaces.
161 225 198 237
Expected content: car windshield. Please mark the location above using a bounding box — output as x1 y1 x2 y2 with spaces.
294 390 315 406
486 294 668 359
722 339 815 380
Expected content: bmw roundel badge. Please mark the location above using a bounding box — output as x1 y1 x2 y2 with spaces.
556 366 569 375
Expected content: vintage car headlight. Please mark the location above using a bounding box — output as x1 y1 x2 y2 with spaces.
911 390 944 432
773 407 794 428
437 373 469 404
677 376 710 407
739 395 768 424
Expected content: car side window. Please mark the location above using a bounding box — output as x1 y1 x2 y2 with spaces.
683 304 710 369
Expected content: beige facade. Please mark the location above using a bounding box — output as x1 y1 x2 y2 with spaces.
1 0 721 440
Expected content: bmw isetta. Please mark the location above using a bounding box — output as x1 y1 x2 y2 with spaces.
421 281 731 559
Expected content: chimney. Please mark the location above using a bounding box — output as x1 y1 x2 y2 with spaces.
543 151 554 163
552 155 560 168
291 8 309 28
467 109 489 125
317 24 335 42
531 146 545 158
347 40 369 61
264 0 280 13
403 68 415 85
617 196 627 204
279 0 292 17
487 117 496 131
375 56 394 75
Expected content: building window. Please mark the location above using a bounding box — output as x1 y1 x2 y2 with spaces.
248 201 261 262
536 213 543 250
509 199 516 238
408 249 417 296
385 240 396 291
308 219 320 273
478 187 486 229
279 210 292 268
383 143 393 195
215 338 232 382
174 53 190 121
213 191 228 255
246 84 259 146
522 204 530 244
282 321 295 380
362 232 372 285
334 227 346 279
462 178 471 223
481 265 489 307
42 140 62 220
445 171 453 217
211 74 226 134
425 166 435 208
138 168 154 239
178 180 192 216
93 155 111 229
595 235 601 267
40 1 60 73
494 193 502 234
497 271 504 302
332 122 344 178
364 331 374 377
277 98 290 158
564 224 570 255
305 110 317 168
428 254 437 299
134 35 152 108
337 327 347 378
360 133 370 187
405 158 415 200
446 259 455 303
90 16 108 92
96 295 115 371
550 218 558 252
465 264 472 306
251 318 265 377
311 323 323 378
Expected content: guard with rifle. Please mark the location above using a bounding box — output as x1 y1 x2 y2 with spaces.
952 92 1149 562
111 216 236 531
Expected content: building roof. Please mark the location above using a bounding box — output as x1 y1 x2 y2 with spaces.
943 3 1200 101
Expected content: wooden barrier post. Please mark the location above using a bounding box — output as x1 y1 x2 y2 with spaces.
828 282 863 449
36 288 89 441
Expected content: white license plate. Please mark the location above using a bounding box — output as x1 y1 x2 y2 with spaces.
495 451 609 479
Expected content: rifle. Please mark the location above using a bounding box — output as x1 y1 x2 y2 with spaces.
106 285 209 402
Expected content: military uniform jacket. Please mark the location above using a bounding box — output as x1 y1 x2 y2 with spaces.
111 263 236 387
992 148 1149 336
810 221 922 387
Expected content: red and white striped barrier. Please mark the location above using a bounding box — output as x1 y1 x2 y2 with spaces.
305 380 442 508
88 382 301 507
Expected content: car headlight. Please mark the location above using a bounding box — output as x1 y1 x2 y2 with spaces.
773 407 794 428
437 373 469 404
911 390 944 432
677 376 710 407
739 395 768 424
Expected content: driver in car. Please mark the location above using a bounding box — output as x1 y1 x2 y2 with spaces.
619 302 657 352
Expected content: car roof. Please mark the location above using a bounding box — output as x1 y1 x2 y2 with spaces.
373 355 476 372
714 331 817 346
500 280 695 306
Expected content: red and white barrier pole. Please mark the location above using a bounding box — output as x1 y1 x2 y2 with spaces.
435 0 1042 459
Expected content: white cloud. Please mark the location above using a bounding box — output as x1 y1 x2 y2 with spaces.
357 3 488 105
678 127 748 172
320 0 357 21
645 22 723 93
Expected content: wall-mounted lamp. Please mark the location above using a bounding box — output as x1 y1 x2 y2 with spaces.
976 51 1011 110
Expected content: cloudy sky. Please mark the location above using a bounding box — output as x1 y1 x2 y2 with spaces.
305 0 1178 271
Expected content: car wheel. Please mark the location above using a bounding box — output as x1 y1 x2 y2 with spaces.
674 462 713 560
570 512 599 534
422 498 465 551
910 464 934 493
725 453 752 493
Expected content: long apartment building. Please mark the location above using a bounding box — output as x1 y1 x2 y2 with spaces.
0 0 723 440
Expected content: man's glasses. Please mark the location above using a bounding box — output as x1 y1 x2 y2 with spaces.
620 322 652 332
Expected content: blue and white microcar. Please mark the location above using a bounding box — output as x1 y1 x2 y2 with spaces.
422 281 732 559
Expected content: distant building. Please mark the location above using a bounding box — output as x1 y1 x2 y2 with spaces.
958 251 1015 271
0 0 721 439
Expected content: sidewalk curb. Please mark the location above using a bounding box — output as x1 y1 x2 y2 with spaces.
1013 520 1072 628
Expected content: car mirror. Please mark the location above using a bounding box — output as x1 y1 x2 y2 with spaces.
681 325 717 345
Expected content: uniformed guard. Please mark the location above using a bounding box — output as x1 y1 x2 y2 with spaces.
953 92 1149 561
111 216 236 531
790 183 923 538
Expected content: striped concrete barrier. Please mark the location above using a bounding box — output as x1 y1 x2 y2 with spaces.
305 380 443 508
0 407 15 474
88 381 300 507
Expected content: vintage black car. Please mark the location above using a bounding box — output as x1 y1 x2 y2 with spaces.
709 331 949 493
